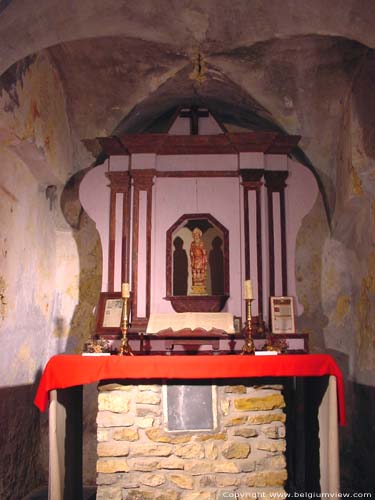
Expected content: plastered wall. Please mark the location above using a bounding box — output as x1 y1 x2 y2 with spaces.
0 52 90 498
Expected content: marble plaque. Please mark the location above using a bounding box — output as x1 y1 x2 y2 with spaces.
163 384 217 431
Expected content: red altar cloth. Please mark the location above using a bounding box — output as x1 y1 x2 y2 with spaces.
34 353 345 425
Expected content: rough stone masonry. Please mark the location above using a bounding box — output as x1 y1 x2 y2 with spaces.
96 381 287 499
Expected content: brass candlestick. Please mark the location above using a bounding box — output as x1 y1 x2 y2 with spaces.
119 296 133 356
241 298 255 355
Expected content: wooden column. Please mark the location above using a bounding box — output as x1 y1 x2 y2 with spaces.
264 171 289 297
240 169 264 317
131 169 155 328
105 172 131 291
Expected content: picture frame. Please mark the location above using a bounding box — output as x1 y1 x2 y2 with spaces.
95 292 124 336
270 296 295 334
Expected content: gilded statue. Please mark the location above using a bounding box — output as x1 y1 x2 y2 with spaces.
190 227 208 294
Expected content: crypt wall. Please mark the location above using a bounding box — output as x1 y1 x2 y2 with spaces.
328 53 375 492
0 52 101 498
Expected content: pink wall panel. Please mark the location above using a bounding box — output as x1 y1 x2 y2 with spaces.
137 191 148 318
109 156 129 171
239 152 264 169
114 193 124 292
260 183 270 323
151 177 197 313
195 177 242 316
272 191 283 297
132 154 156 169
168 113 223 135
151 176 243 316
168 118 190 135
157 154 237 171
197 116 223 135
265 154 287 171
248 190 259 316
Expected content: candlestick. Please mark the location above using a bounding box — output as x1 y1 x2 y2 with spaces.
119 296 133 356
244 280 253 300
241 298 255 355
121 282 130 298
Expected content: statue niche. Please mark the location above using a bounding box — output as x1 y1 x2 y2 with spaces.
166 214 229 312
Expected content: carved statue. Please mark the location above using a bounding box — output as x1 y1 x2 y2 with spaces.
190 227 208 294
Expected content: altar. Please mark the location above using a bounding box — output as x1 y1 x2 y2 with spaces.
45 108 345 499
34 353 345 500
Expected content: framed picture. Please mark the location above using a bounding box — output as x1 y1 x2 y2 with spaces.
270 296 295 334
95 292 124 336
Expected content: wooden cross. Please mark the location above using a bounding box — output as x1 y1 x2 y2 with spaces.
179 106 209 135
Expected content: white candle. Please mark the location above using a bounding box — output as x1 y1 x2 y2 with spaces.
121 283 130 298
244 280 253 300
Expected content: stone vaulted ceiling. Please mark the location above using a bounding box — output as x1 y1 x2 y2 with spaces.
1 0 375 216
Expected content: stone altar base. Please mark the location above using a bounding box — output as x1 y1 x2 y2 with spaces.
96 381 287 499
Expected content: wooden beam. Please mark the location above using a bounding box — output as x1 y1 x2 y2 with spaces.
97 132 301 156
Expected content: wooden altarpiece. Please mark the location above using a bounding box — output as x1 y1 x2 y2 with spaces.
92 118 305 352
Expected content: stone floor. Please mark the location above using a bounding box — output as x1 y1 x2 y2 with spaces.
22 486 96 499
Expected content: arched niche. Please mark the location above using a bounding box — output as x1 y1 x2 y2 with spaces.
165 213 229 312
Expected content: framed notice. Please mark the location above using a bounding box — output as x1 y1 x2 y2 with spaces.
270 296 295 334
95 292 124 336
